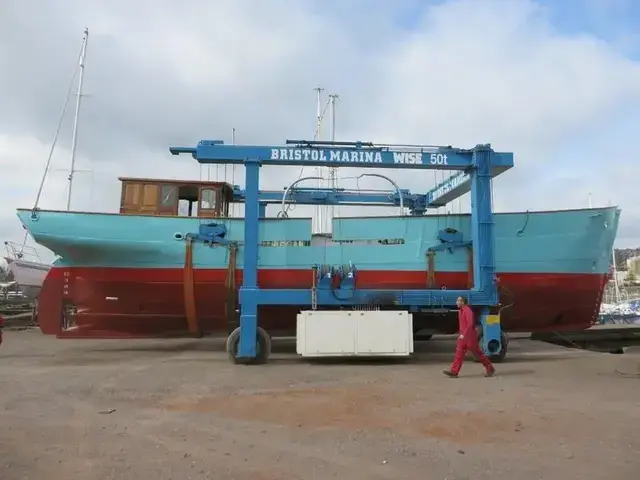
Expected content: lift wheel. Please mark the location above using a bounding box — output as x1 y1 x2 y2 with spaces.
226 326 272 364
477 330 509 363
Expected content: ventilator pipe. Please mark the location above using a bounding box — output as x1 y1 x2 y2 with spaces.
279 176 324 218
357 173 404 215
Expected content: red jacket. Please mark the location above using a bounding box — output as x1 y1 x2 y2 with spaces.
458 305 477 342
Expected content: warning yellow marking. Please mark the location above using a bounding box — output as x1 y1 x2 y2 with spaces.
485 315 501 325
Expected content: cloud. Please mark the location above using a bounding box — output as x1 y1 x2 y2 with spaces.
1 0 640 267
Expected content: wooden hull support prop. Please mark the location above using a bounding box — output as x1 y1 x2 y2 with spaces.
224 243 239 335
183 237 202 338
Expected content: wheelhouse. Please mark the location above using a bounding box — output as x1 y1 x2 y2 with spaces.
118 177 235 218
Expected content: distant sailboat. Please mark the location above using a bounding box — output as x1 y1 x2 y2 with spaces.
3 27 90 297
3 241 50 299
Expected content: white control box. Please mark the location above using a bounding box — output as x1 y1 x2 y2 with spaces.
296 310 414 358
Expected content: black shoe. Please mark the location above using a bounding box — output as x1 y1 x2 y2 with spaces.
442 370 458 378
485 367 495 378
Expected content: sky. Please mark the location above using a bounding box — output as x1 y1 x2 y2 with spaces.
1 0 640 265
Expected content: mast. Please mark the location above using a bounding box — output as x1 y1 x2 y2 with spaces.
328 93 339 227
313 86 324 139
66 27 89 211
329 94 338 141
611 244 621 304
17 27 88 255
313 86 325 234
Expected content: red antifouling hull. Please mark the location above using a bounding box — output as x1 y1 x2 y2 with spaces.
36 266 608 339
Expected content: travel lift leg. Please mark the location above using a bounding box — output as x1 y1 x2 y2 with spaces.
470 147 508 363
227 159 271 364
170 140 515 365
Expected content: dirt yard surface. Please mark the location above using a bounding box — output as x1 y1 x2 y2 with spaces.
1 330 639 480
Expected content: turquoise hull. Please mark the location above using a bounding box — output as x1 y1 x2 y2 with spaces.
17 207 620 274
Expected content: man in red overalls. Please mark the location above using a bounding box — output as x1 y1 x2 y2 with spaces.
443 296 495 378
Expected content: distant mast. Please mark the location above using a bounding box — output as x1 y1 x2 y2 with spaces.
611 244 621 304
328 93 339 228
311 87 339 234
312 86 325 235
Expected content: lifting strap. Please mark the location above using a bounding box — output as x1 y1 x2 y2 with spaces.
427 248 474 290
224 243 238 333
183 237 202 337
466 247 474 289
426 250 436 288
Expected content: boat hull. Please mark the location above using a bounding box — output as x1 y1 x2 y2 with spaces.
4 257 50 288
35 266 609 338
3 257 50 302
17 207 620 339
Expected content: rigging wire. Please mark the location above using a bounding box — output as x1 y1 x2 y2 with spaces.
24 45 84 250
31 50 83 212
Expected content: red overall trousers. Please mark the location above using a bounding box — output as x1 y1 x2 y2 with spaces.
449 305 493 375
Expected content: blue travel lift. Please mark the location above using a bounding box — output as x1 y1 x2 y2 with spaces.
170 139 515 364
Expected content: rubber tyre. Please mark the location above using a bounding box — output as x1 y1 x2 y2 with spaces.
226 326 271 365
476 330 509 363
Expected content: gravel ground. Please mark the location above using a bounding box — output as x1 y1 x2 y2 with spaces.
1 330 639 480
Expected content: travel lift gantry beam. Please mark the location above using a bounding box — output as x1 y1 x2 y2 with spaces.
170 139 515 364
230 155 511 214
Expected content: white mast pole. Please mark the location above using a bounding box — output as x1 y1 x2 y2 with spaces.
66 27 89 211
313 86 324 234
612 247 621 303
328 93 339 231
314 86 324 139
329 94 337 142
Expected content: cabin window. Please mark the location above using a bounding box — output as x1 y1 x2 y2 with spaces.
200 188 217 210
160 185 178 207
